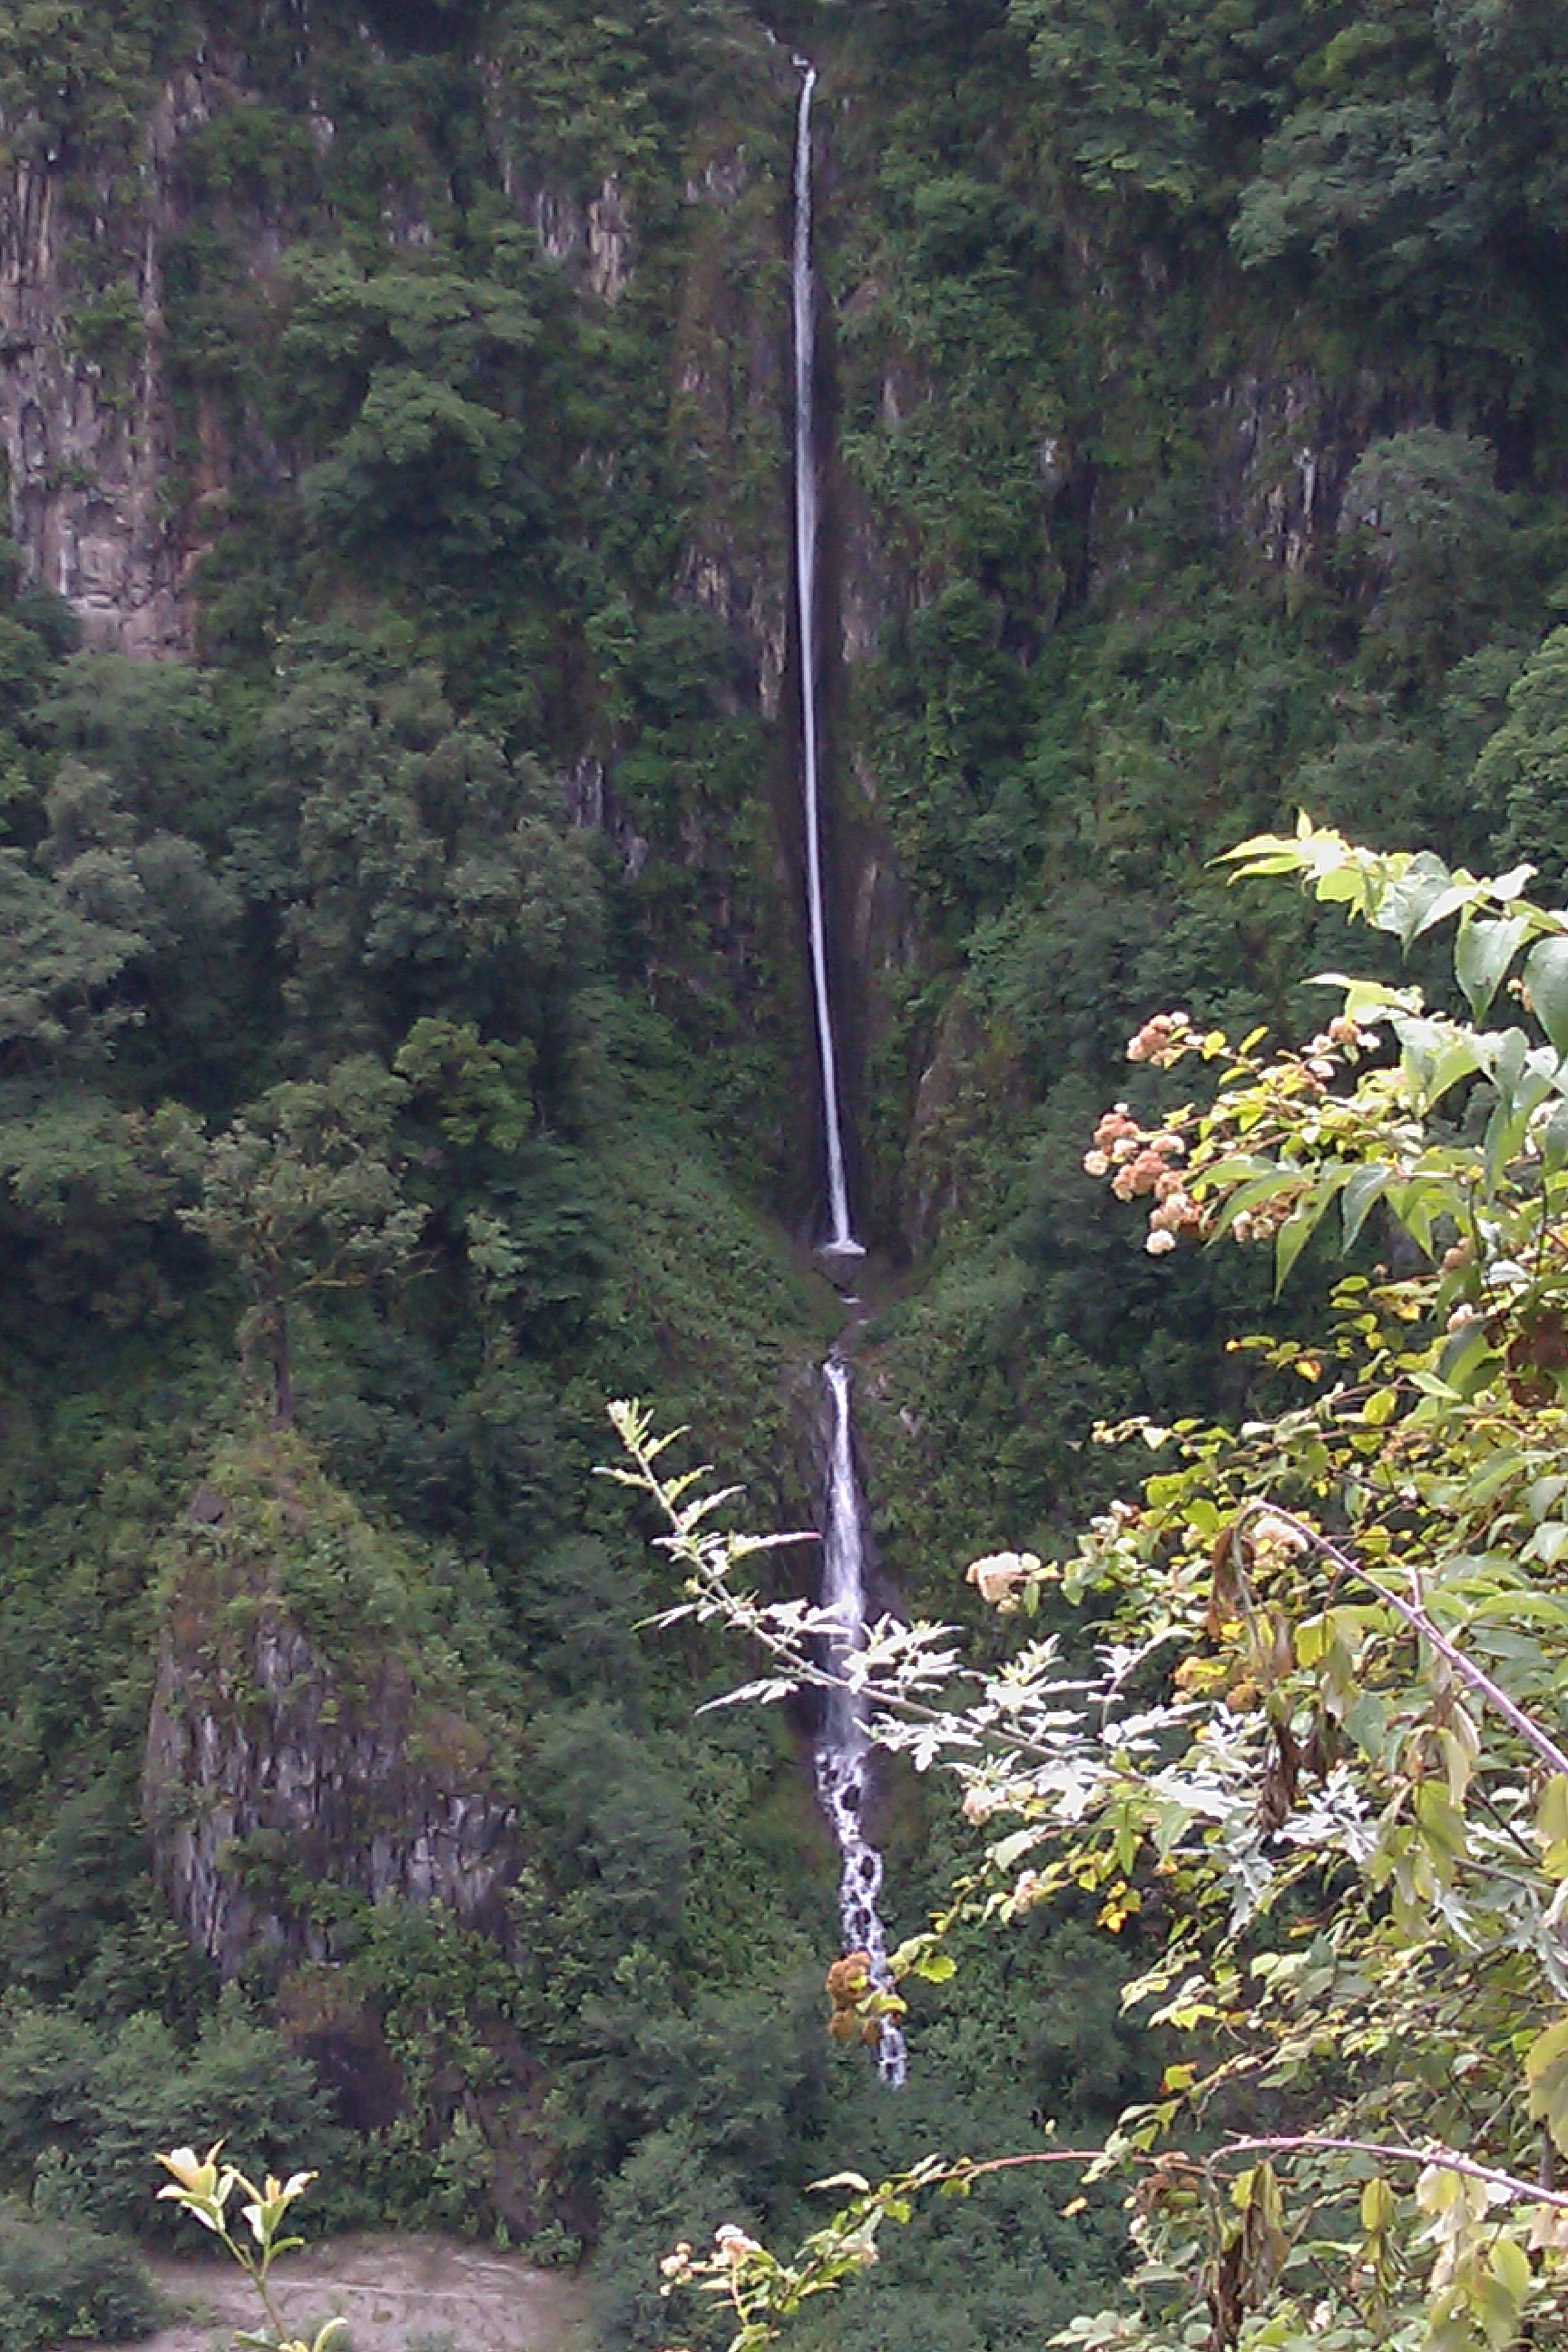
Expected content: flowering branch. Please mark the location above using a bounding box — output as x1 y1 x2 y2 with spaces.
155 2145 339 2352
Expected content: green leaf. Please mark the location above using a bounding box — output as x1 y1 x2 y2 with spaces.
1536 1776 1568 1852
1340 1163 1387 1252
910 1950 956 1983
1436 1318 1496 1397
1376 853 1456 947
1274 1177 1345 1290
1478 2253 1528 2351
1455 915 1531 1021
1413 879 1482 937
1384 1177 1439 1259
1524 935 1568 1055
1359 2176 1394 2233
1295 1614 1329 1668
1544 1100 1568 1176
1525 2015 1568 2155
1489 2237 1531 2305
1208 1169 1302 1243
1392 1015 1482 1110
1414 1779 1467 1867
1525 1475 1568 1521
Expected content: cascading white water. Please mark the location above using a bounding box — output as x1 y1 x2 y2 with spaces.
788 55 904 2084
789 64 902 2079
813 1358 907 2085
791 63 860 1262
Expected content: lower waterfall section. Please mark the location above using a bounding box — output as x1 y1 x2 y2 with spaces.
813 1357 907 2087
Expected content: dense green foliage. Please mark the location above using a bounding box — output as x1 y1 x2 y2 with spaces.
3 0 1568 2343
815 0 1568 1605
0 2201 159 2352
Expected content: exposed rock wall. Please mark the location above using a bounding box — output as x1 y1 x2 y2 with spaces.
669 138 791 721
144 1436 518 1980
1212 364 1420 577
0 67 228 655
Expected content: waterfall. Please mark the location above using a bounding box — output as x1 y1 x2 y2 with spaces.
791 63 860 1262
789 64 905 2085
813 1358 907 2085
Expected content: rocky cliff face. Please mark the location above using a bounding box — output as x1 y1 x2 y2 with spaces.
0 26 795 677
144 1432 518 1981
0 64 232 655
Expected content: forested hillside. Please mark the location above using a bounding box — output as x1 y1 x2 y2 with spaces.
2 0 1567 2345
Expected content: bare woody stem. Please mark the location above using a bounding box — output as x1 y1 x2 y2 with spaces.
835 2139 1568 2213
1240 1500 1568 1782
611 1433 1077 1769
216 2230 291 2342
1220 2134 1568 2213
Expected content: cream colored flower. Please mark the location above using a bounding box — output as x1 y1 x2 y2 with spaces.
1250 1513 1309 1554
240 2169 317 2246
966 1550 1038 1606
155 2143 235 2229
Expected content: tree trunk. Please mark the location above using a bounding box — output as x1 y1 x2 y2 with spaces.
269 1297 294 1429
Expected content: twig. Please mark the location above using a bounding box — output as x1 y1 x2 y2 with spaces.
1221 2133 1568 2212
815 2136 1568 2211
1241 1501 1568 1781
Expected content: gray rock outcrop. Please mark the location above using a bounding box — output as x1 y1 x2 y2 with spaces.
143 1433 519 1979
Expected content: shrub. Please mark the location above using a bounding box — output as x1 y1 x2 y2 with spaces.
0 2201 159 2351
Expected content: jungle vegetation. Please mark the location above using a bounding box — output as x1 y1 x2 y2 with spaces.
2 0 1568 2347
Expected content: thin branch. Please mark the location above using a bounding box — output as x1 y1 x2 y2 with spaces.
1222 2134 1568 2211
809 2136 1568 2212
629 1461 1084 1770
955 2150 1121 2178
1242 1501 1568 1782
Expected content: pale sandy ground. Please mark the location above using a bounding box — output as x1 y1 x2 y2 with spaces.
73 2233 584 2352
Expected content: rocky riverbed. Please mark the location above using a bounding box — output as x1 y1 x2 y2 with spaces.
77 2233 583 2352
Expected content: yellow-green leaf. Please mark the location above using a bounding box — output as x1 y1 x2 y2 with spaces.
1526 2017 1568 2156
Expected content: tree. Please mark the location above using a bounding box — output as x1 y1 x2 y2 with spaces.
626 820 1568 2352
1338 429 1522 671
278 256 544 557
180 1057 426 1427
260 654 601 1071
1473 627 1568 889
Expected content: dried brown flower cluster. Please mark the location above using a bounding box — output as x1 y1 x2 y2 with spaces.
825 1951 884 2047
1083 1103 1201 1255
1298 1011 1378 1077
1087 1003 1388 1259
1224 1193 1298 1248
1125 1008 1196 1065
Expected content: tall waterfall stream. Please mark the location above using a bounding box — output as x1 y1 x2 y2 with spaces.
789 58 907 2088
